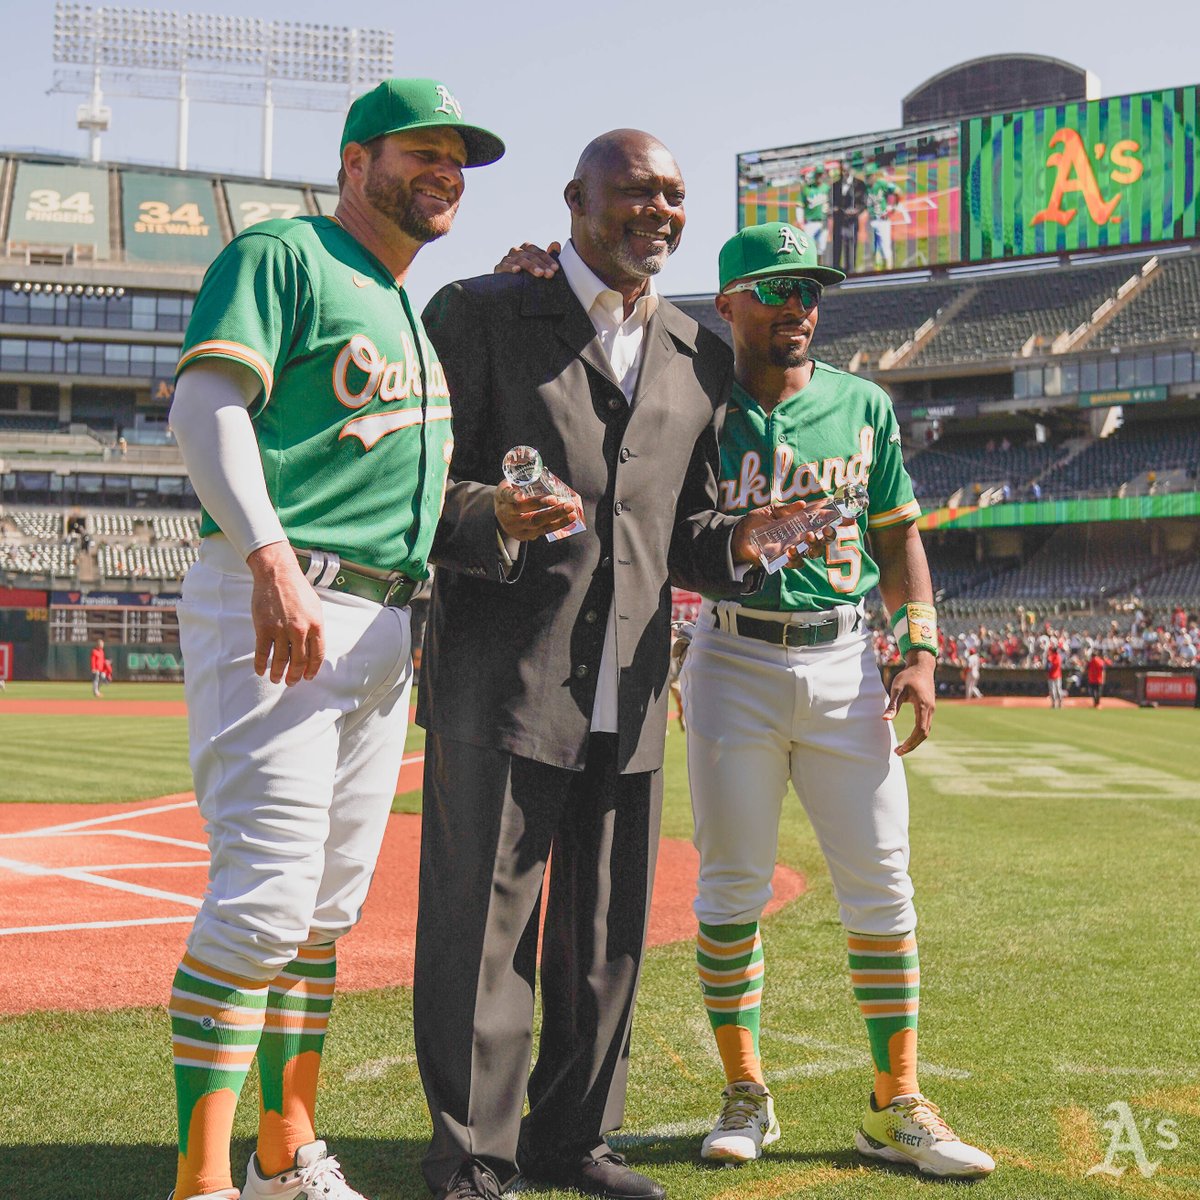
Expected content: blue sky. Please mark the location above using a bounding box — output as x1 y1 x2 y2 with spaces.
1 0 1198 305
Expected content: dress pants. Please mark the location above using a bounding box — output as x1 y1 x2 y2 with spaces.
413 732 662 1191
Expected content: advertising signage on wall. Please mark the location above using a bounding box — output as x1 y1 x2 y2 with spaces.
737 84 1200 277
964 85 1200 261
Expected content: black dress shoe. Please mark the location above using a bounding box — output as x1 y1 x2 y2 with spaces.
434 1159 503 1200
522 1147 665 1200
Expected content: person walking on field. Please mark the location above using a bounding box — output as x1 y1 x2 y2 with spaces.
1046 644 1064 709
1087 649 1107 707
90 637 107 698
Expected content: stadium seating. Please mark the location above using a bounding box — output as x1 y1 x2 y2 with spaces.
909 259 1137 366
1137 558 1200 603
150 514 200 541
809 279 966 368
906 435 1065 507
87 512 136 538
5 508 64 538
97 542 197 582
1090 253 1200 350
0 541 77 577
0 415 60 433
1036 419 1200 498
672 278 967 368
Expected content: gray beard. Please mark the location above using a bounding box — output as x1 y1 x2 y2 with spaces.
770 346 809 369
612 235 677 278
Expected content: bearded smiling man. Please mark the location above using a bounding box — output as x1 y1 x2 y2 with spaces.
165 79 502 1200
410 130 813 1200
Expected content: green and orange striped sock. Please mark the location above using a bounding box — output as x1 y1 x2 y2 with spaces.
170 952 269 1197
697 920 765 1085
255 943 337 1177
848 930 920 1105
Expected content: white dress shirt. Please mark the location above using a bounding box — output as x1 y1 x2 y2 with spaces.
557 239 657 732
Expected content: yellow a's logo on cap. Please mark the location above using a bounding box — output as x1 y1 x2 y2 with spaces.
434 84 462 119
778 226 808 256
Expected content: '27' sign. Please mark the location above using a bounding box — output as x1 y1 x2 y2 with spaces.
1032 129 1144 229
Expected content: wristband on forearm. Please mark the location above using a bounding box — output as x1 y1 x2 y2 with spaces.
891 601 938 658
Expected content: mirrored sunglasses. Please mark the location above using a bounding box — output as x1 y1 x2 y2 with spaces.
726 277 823 309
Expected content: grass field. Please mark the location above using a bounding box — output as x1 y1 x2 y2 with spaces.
2 689 1198 1199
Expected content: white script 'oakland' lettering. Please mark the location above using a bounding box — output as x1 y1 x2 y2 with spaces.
720 426 874 510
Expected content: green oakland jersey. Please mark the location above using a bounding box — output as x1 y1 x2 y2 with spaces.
177 215 452 577
715 363 920 612
866 178 898 220
801 181 830 223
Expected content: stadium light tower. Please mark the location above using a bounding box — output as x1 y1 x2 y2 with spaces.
50 4 394 177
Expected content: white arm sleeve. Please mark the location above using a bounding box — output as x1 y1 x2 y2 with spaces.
169 359 288 561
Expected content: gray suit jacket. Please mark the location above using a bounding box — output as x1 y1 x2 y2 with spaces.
417 269 749 774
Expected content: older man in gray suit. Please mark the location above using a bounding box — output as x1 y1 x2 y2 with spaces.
413 130 795 1200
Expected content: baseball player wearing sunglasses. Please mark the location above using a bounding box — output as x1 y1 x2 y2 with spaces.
681 222 994 1178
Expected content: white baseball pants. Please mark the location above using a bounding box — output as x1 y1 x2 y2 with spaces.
681 603 916 936
177 536 413 981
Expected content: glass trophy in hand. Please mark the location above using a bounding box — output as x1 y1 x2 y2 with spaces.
748 482 869 574
501 445 587 541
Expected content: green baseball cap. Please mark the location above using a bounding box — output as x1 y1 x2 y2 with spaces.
719 221 846 290
340 78 505 167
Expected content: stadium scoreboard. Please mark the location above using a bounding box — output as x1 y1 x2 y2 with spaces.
738 83 1200 275
48 591 180 646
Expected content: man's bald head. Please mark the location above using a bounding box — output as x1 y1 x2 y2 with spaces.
564 129 686 294
572 129 675 184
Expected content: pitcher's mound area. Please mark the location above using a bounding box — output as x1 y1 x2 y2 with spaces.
0 798 805 1015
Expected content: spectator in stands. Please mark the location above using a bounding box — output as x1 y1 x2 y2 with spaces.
90 637 106 699
1046 645 1064 709
1087 650 1107 707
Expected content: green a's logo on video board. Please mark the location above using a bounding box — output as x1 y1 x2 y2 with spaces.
964 86 1200 260
1031 128 1144 228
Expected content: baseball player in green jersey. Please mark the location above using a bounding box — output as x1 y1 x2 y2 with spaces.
796 167 830 260
864 164 900 270
165 79 503 1200
681 222 994 1178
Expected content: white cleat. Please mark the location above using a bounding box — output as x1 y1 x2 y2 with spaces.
855 1093 995 1178
700 1081 781 1163
241 1140 369 1200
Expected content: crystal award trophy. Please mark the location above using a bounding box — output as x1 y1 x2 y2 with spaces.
748 482 869 574
501 445 586 541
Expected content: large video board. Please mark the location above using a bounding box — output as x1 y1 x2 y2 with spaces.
737 85 1200 276
738 122 960 275
964 84 1199 261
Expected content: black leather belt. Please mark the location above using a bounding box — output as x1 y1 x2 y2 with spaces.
735 612 841 647
294 548 419 608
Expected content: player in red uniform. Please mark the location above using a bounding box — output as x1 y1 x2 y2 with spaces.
1046 645 1063 709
